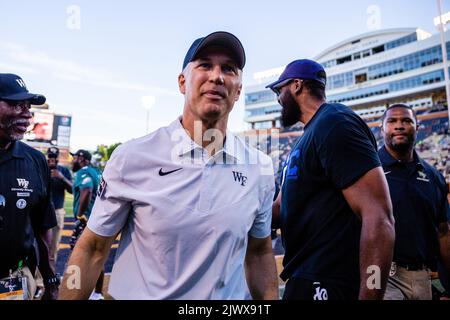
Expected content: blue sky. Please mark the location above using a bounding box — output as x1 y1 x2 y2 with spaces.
0 0 445 150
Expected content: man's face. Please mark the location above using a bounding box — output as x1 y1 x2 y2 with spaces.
277 82 301 127
48 157 58 169
0 100 32 142
72 155 82 172
382 107 418 153
178 46 242 123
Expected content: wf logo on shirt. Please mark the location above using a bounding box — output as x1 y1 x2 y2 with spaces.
16 178 29 189
232 171 247 186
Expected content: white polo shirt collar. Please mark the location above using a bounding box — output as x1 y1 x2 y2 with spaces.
171 117 243 164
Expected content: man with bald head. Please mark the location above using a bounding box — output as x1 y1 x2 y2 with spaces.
379 104 450 300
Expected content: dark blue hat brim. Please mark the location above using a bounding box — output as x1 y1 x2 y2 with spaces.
265 78 285 90
1 92 46 105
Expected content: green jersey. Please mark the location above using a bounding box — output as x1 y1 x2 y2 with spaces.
73 166 100 218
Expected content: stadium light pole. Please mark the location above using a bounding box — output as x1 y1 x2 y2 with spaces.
436 0 450 129
142 95 156 134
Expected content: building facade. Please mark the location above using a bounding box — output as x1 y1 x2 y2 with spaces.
245 28 450 129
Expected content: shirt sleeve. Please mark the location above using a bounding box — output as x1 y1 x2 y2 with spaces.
318 119 381 189
78 171 93 190
87 146 131 237
62 166 72 181
437 173 450 223
249 157 275 239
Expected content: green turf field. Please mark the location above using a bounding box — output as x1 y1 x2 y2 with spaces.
64 193 73 217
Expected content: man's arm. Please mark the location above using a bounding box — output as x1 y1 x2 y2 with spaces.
59 228 116 299
272 192 281 229
439 222 450 273
342 166 395 300
62 174 73 194
245 235 279 300
51 169 73 194
77 188 92 220
35 229 59 299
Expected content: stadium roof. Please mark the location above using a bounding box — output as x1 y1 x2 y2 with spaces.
314 27 423 61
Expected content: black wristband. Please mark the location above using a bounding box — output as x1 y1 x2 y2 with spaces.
44 274 60 287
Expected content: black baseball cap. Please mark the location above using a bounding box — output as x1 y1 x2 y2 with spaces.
47 146 60 158
70 149 92 161
182 31 246 70
0 73 46 105
266 59 327 92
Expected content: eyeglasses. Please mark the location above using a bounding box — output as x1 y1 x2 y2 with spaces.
0 100 31 112
272 79 302 97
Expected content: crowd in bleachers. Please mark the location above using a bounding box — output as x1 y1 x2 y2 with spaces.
246 113 450 184
417 132 450 182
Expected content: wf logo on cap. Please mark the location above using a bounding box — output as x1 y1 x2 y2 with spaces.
15 79 27 89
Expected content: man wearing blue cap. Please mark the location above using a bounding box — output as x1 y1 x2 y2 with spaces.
60 32 278 300
269 60 395 300
0 74 59 300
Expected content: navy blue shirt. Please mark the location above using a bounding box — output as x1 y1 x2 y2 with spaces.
280 103 381 288
0 141 56 277
50 165 72 209
378 146 450 269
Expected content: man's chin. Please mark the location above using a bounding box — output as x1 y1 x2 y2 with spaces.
200 109 226 123
391 142 413 153
281 117 299 128
9 132 25 141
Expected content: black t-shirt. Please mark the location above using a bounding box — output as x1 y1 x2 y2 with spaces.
378 146 450 269
51 165 72 210
0 141 56 277
280 103 381 288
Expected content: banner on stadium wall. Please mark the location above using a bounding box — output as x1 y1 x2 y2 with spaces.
53 115 72 147
24 111 72 147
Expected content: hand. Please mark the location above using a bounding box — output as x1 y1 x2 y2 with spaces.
51 169 64 180
41 284 59 300
77 214 88 224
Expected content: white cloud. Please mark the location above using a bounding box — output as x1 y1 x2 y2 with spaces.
0 62 37 75
0 42 178 96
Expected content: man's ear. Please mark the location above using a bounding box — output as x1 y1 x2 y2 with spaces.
293 80 303 95
234 83 242 102
178 72 186 94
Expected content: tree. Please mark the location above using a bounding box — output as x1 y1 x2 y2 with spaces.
93 142 121 171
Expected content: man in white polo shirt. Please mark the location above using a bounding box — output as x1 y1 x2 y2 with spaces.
59 31 278 300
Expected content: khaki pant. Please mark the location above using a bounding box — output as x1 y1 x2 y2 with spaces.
384 265 432 300
49 208 66 271
0 266 36 300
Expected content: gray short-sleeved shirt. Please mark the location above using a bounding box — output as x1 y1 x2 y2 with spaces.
88 118 275 299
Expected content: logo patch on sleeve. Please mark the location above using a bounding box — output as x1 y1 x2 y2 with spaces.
81 177 92 185
97 178 107 198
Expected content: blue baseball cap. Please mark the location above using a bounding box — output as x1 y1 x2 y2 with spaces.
266 59 326 92
0 73 46 105
182 31 246 70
